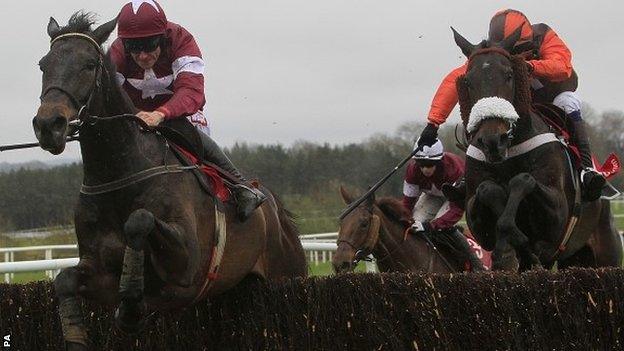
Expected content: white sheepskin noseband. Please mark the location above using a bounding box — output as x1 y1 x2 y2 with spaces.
467 97 519 133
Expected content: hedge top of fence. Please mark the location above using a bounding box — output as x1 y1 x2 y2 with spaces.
1 268 623 351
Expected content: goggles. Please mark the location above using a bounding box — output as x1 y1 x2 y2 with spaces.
123 35 162 54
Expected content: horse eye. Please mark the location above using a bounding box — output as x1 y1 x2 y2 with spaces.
84 62 97 71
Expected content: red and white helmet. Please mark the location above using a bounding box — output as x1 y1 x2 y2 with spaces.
117 0 167 39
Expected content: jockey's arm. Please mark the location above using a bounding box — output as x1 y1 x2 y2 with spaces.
156 71 205 118
429 200 464 231
527 29 573 82
402 162 422 212
156 26 206 119
426 64 467 126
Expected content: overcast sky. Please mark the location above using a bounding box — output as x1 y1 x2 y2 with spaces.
0 1 621 163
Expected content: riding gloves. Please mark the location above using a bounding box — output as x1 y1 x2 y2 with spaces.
417 123 439 148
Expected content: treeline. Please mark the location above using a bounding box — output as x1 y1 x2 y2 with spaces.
0 108 621 231
0 164 82 230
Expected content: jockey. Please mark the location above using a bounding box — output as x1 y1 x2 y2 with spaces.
403 138 485 271
109 0 266 221
418 8 605 201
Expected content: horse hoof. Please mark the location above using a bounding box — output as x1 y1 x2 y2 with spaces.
114 304 146 335
66 341 89 351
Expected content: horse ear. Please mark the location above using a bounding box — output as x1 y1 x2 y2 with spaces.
339 185 354 205
451 27 476 58
47 17 60 38
92 17 118 44
498 25 523 52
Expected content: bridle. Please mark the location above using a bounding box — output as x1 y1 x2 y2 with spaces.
465 47 518 144
40 33 107 127
337 209 405 266
337 210 380 264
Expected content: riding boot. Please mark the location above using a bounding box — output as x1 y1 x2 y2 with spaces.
441 177 466 208
198 132 267 221
571 119 605 201
449 229 485 271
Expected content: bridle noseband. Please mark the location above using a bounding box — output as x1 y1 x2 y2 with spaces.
41 32 107 125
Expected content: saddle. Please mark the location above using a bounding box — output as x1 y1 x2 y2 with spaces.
533 103 622 198
532 103 581 167
155 125 230 203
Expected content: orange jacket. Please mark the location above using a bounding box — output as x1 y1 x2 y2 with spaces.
427 27 573 126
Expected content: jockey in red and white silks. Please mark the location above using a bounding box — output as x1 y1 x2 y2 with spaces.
110 0 209 135
403 139 486 271
109 0 266 222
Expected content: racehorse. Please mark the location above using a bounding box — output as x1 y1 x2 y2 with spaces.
332 187 466 274
451 27 623 271
32 13 307 350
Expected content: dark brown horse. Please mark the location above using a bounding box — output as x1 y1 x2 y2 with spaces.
452 27 623 271
332 187 465 274
32 13 306 350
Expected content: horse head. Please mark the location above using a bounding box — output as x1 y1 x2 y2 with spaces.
33 13 117 154
332 186 381 273
453 26 532 163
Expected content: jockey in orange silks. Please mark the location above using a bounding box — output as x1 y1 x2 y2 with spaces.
417 9 605 201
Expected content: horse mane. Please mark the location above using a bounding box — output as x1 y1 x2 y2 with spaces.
456 52 533 130
376 197 412 227
51 11 98 40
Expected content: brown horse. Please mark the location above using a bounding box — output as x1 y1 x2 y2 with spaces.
32 13 306 350
452 27 623 271
332 187 465 274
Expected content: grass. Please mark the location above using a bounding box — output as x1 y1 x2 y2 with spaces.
3 198 623 284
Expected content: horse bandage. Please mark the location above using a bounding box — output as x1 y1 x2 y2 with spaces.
467 97 519 133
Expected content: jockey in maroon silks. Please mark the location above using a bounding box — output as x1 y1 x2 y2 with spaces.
403 138 485 271
109 0 265 221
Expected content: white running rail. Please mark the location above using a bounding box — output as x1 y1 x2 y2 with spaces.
0 233 377 282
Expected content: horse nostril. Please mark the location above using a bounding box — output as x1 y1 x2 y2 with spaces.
499 133 509 145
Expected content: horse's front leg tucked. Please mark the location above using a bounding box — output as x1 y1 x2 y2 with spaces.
496 173 542 270
55 266 89 350
115 208 197 333
467 180 507 250
114 209 154 333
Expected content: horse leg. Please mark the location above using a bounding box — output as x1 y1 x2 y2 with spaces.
589 199 624 267
469 180 517 270
54 267 89 350
495 173 542 270
115 208 197 333
557 245 596 269
114 209 153 333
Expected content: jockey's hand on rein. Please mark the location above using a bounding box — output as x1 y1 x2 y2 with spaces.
417 123 438 147
136 110 165 127
410 221 432 234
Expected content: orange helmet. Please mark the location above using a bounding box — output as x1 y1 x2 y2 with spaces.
117 0 167 39
488 9 533 43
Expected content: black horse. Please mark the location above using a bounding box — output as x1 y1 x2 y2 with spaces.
33 13 307 350
451 27 622 271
